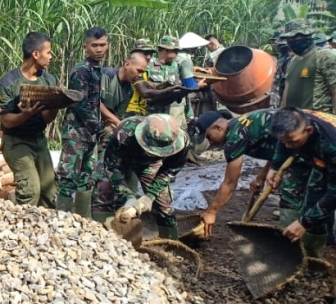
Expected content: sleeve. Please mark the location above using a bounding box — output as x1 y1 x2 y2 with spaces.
317 49 336 91
145 135 189 200
182 77 199 88
299 154 336 229
224 124 250 163
270 142 294 171
0 83 17 114
105 141 137 204
69 67 103 136
179 59 194 80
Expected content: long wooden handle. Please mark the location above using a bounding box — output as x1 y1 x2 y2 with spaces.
243 156 295 223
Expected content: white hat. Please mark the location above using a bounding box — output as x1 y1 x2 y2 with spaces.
179 32 210 49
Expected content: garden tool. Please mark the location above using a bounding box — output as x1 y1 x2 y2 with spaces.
242 156 295 222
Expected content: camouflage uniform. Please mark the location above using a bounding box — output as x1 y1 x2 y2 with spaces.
146 36 186 127
102 114 189 229
57 57 103 197
281 19 336 113
271 110 336 235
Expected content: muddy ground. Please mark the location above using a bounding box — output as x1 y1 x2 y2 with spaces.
171 160 336 304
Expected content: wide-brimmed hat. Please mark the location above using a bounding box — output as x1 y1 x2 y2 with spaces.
131 38 156 52
280 19 314 38
328 31 336 43
179 32 210 49
157 35 179 50
313 32 331 44
135 114 185 157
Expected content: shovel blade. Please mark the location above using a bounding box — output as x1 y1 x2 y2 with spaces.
227 221 305 299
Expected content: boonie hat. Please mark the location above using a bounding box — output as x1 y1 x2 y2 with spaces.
131 38 156 53
157 35 179 50
280 19 314 38
135 114 185 157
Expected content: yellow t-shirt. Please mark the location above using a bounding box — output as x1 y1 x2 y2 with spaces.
125 72 148 116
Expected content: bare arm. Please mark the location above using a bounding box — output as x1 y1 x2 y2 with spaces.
100 103 121 125
280 81 288 108
41 108 58 124
135 82 181 101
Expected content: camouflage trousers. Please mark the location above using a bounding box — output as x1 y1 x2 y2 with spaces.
93 159 176 227
57 139 97 197
279 160 332 234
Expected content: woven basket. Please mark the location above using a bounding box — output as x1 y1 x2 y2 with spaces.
20 84 84 109
227 221 306 300
139 239 203 278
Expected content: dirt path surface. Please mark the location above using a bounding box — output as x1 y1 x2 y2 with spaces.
171 160 336 304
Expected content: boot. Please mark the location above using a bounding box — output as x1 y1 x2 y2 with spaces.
75 190 92 219
92 211 114 224
301 232 327 258
56 196 74 212
279 208 300 227
158 225 179 240
327 212 336 245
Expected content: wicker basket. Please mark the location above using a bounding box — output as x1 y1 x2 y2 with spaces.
20 84 84 109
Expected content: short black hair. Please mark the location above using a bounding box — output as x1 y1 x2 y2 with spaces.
22 32 51 60
85 27 107 40
271 107 309 138
205 34 217 41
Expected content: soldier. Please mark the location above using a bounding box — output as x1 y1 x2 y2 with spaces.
203 34 225 68
280 19 336 244
102 114 189 239
146 36 187 128
56 27 108 217
0 32 58 207
125 39 184 117
269 31 292 108
328 31 336 49
267 107 336 257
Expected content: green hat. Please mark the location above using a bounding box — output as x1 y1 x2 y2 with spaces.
313 32 330 44
132 38 156 52
280 19 314 38
157 35 179 50
135 114 185 157
329 31 336 43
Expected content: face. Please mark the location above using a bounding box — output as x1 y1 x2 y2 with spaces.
32 41 52 69
84 36 108 62
279 126 313 149
206 38 218 52
164 50 177 64
330 42 336 49
206 124 226 145
143 51 154 63
124 58 148 83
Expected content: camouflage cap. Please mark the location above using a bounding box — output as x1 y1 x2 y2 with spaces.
132 38 156 52
280 19 314 38
329 31 336 43
157 35 179 50
135 114 185 157
313 32 330 44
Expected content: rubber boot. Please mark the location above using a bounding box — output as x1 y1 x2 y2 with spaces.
75 191 92 219
279 208 300 228
56 196 74 212
158 225 179 240
92 211 114 224
301 232 327 258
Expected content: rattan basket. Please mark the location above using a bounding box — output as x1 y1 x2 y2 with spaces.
20 84 84 109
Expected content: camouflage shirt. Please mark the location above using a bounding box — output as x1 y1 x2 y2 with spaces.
224 109 277 162
271 110 336 229
105 116 189 204
285 47 336 113
62 57 103 142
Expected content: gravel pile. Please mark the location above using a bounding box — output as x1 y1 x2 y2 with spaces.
0 200 187 304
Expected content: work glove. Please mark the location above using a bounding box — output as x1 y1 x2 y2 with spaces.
138 195 153 213
123 198 141 216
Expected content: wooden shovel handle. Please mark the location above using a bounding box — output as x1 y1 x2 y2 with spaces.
243 156 295 223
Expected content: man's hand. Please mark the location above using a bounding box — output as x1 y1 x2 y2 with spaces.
18 98 45 116
197 78 208 89
266 169 281 189
201 209 217 238
249 179 264 194
138 195 153 213
283 220 306 242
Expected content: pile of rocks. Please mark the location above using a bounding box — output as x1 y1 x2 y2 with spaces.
0 200 187 304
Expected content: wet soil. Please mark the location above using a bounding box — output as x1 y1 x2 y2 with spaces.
177 163 336 304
